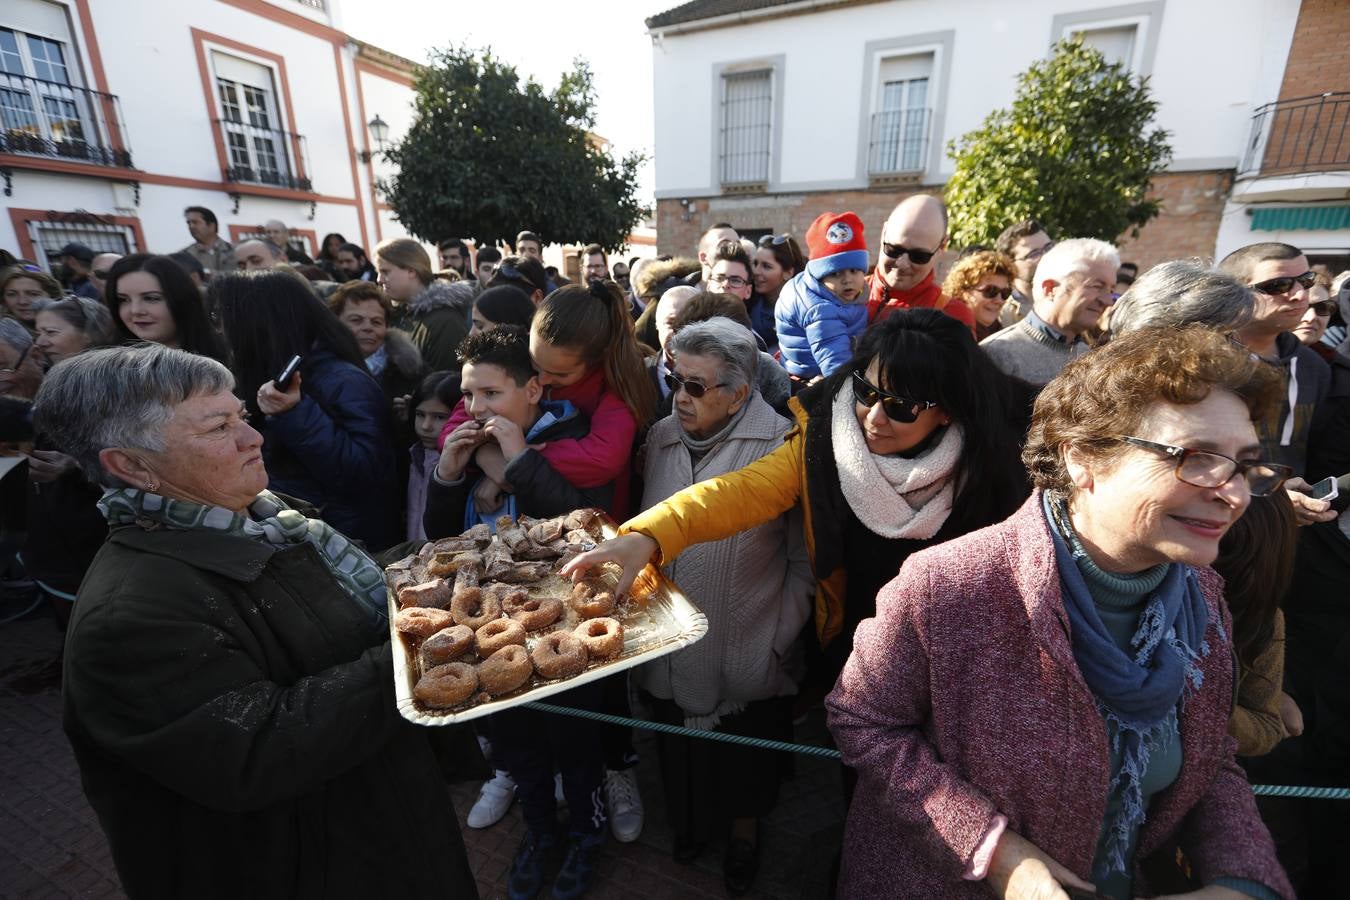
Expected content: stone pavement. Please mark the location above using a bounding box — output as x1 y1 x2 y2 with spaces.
0 599 844 900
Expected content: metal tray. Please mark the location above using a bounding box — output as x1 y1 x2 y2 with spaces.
390 519 708 725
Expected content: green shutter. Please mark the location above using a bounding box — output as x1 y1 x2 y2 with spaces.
1250 206 1350 231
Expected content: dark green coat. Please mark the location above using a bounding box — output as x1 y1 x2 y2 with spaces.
63 523 476 899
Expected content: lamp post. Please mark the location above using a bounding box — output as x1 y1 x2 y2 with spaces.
359 114 389 163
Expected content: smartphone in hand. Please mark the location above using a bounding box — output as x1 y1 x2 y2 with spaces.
274 354 302 392
1308 475 1339 502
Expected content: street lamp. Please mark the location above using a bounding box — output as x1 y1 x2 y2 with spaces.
359 114 390 163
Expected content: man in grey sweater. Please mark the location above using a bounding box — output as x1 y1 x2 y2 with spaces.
979 237 1120 386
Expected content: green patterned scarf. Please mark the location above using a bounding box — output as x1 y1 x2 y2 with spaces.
98 488 388 624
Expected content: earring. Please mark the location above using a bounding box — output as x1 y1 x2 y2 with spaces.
145 482 157 492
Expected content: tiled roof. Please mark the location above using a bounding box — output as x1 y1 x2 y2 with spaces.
645 0 800 29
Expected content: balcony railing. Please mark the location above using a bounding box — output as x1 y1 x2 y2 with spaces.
868 107 931 178
214 119 312 192
1239 92 1350 178
0 73 133 168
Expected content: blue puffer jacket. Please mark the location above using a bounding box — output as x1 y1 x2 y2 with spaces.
774 270 868 378
261 347 399 550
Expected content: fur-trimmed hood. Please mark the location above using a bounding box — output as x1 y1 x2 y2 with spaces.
384 328 424 380
407 279 473 317
635 257 701 300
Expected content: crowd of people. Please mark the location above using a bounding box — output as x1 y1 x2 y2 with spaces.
2 193 1349 900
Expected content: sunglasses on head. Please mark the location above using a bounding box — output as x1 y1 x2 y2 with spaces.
758 233 792 247
974 284 1013 300
1250 271 1317 296
664 370 725 399
881 243 938 266
851 371 937 423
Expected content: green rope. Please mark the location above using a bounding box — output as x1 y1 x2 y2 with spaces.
521 701 1350 800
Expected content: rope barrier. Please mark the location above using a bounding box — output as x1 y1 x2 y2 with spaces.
522 701 1350 800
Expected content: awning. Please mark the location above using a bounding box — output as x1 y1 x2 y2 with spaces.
1250 206 1350 231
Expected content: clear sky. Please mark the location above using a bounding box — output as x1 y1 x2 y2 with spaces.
339 0 675 210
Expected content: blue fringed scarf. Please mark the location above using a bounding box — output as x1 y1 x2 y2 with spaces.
1043 493 1210 877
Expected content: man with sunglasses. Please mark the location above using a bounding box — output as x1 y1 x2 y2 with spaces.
995 218 1054 327
1219 242 1331 482
866 195 974 330
89 252 122 299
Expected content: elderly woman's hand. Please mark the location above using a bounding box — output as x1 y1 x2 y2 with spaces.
987 829 1097 900
560 532 660 599
1279 690 1305 737
25 449 77 483
257 372 302 416
1284 477 1336 526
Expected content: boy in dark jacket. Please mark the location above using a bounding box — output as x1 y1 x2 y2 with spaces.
423 326 613 900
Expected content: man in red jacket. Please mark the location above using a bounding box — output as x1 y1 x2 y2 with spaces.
866 194 974 331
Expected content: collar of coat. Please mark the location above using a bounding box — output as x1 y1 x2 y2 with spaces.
108 525 279 582
649 391 784 449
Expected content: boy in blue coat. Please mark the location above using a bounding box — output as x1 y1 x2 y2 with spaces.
774 211 870 380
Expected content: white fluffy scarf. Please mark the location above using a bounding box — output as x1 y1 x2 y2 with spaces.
831 382 962 539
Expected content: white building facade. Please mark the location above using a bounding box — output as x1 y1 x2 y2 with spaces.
1 0 418 268
646 0 1349 271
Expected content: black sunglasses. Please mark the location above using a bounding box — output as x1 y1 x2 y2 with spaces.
974 284 1013 300
664 371 726 399
1250 271 1317 296
758 233 792 247
851 371 937 423
1310 300 1336 317
881 243 938 266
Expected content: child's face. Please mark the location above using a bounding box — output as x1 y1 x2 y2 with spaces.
461 361 540 431
822 268 867 304
413 397 452 449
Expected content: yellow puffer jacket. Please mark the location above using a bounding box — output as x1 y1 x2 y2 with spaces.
622 394 850 645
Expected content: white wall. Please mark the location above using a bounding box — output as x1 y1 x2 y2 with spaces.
650 0 1300 198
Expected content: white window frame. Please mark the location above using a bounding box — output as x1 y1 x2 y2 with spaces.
870 50 937 175
855 32 954 185
718 66 773 188
204 44 297 185
0 25 96 147
1050 3 1166 77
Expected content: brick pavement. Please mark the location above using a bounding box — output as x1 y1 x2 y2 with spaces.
0 600 844 900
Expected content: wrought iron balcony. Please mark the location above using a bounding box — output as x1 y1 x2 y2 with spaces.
1239 92 1350 178
0 72 132 168
868 107 931 179
214 119 312 192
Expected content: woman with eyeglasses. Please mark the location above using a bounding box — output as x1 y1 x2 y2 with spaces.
826 326 1293 899
749 234 805 350
942 250 1017 341
564 308 1029 710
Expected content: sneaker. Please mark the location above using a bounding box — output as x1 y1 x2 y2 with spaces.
549 831 604 900
602 767 643 843
508 830 561 900
466 770 516 828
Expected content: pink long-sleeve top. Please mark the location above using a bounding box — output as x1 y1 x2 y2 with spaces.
825 491 1293 899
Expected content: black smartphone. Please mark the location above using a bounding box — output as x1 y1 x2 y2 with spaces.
274 354 302 392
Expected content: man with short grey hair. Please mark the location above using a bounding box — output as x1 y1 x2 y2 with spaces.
234 239 285 272
980 237 1119 386
1108 260 1253 336
263 220 313 265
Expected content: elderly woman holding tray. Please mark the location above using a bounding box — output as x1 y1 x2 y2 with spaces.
633 318 813 893
827 328 1294 899
35 344 476 900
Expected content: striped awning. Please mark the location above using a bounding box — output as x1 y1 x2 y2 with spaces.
1250 206 1350 231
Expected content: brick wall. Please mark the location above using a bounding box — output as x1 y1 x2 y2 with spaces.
1257 0 1350 174
1274 0 1350 102
656 170 1231 273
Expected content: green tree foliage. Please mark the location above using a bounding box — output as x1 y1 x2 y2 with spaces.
382 47 647 251
944 38 1172 247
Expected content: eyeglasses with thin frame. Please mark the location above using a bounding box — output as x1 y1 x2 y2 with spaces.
973 284 1013 300
1116 436 1291 497
851 371 938 423
709 273 750 290
880 243 939 266
1250 271 1317 297
664 370 726 399
1014 241 1055 263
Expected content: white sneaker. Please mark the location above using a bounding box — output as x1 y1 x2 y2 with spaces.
466 770 515 828
603 767 644 843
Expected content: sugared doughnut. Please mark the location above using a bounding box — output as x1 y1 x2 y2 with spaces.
397 578 452 609
504 592 563 631
573 617 624 660
450 586 501 630
394 606 455 638
413 662 477 708
419 624 475 668
568 581 614 619
478 645 533 695
476 618 526 657
531 631 588 679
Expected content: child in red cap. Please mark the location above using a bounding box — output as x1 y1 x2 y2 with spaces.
774 211 869 380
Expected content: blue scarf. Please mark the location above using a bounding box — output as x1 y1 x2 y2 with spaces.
1044 493 1210 875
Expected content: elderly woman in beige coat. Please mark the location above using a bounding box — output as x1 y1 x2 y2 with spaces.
635 317 813 895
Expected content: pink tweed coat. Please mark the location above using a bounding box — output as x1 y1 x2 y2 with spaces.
825 491 1293 899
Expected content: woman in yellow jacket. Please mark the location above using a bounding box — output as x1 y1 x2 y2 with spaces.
566 309 1032 686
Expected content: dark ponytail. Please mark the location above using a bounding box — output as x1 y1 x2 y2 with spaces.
533 281 655 426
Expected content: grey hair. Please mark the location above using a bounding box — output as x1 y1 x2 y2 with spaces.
1108 260 1254 336
33 344 234 486
32 297 117 347
236 238 284 260
668 317 758 391
1031 237 1120 303
0 317 33 354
